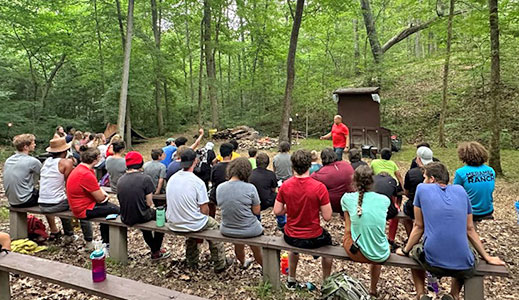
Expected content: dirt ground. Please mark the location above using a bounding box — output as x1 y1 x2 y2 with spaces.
0 137 517 299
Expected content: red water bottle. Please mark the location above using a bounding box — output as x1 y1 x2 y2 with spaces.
90 241 107 282
280 252 289 275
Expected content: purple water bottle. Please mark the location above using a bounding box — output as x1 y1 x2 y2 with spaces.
90 242 107 282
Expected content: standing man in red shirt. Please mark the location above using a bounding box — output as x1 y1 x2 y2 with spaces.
273 150 333 289
320 115 350 161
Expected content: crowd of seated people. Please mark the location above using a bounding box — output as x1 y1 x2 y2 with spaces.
1 127 506 298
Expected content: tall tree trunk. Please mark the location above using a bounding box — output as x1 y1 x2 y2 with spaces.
359 0 382 65
151 0 164 135
279 0 305 142
238 53 243 109
125 95 132 148
93 0 107 122
117 0 134 138
203 0 219 128
353 19 360 75
488 0 502 175
438 0 454 147
185 1 195 105
197 19 205 127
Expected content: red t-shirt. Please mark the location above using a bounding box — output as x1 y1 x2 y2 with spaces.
311 161 355 213
66 164 99 218
276 177 330 239
331 123 349 148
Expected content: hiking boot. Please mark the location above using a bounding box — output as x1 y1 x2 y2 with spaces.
215 257 234 273
151 249 171 261
63 234 79 245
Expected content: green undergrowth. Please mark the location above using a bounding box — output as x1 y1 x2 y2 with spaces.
0 207 8 222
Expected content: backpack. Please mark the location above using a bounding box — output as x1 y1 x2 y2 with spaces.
320 272 371 300
27 215 48 243
99 173 110 187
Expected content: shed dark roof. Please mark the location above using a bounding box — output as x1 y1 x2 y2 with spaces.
333 87 380 95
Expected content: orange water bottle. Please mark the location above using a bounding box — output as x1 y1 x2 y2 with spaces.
280 252 289 275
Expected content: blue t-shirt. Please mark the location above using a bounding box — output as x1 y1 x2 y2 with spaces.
166 160 182 181
414 183 475 270
453 165 495 216
160 145 177 167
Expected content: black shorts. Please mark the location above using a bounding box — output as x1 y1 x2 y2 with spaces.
473 211 494 222
403 199 415 219
284 229 332 249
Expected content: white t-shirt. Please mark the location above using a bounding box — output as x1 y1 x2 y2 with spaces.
166 170 209 232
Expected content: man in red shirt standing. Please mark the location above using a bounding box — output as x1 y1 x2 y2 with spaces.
320 115 350 160
273 150 333 289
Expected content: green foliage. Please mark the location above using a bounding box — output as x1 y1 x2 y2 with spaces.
0 207 9 222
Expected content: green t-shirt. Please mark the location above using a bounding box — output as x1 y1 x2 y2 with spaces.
341 191 390 262
371 159 398 179
249 158 257 169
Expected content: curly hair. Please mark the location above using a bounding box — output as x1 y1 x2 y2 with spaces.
291 149 311 175
226 157 252 181
353 165 374 217
457 141 488 166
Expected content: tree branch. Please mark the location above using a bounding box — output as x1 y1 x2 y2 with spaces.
381 17 439 53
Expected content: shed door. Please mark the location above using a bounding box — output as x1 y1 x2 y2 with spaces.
366 129 379 148
350 128 364 148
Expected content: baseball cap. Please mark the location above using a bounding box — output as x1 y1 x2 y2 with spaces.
180 148 197 168
166 137 175 145
417 147 433 165
125 151 144 167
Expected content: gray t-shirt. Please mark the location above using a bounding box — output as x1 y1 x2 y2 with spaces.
106 156 126 193
216 180 263 238
3 152 42 205
143 160 166 192
273 153 292 181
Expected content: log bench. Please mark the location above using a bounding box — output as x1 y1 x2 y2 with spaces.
0 251 206 300
8 206 509 300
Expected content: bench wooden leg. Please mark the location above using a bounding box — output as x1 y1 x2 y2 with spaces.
109 226 128 265
464 276 484 300
9 211 27 240
0 270 10 300
262 248 280 290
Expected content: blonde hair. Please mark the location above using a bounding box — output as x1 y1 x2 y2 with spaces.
13 134 35 151
311 150 319 162
109 134 122 144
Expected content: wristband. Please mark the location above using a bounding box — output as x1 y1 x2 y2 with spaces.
402 248 410 257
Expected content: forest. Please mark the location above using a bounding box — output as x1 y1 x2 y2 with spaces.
0 0 517 152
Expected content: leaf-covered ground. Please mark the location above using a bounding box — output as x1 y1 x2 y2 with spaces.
0 139 517 299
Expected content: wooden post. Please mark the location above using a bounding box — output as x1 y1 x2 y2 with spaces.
262 248 280 290
9 211 27 240
108 226 128 265
464 276 484 300
0 270 10 300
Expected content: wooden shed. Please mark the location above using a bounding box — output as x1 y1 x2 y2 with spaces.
332 87 391 150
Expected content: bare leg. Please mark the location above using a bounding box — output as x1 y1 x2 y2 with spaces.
403 219 414 237
250 245 263 266
234 243 246 265
288 252 299 279
322 257 333 280
449 278 463 300
369 264 382 295
411 269 426 299
45 216 59 233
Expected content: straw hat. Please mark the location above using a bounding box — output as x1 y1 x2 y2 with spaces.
46 137 71 153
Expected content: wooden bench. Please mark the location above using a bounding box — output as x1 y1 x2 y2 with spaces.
0 251 206 300
8 206 509 300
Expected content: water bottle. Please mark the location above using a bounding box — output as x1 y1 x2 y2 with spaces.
426 272 439 294
280 252 289 275
90 241 107 283
156 206 165 227
514 201 519 225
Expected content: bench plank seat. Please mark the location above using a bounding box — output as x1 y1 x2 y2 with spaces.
0 252 205 300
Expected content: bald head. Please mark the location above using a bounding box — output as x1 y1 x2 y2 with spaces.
334 115 342 124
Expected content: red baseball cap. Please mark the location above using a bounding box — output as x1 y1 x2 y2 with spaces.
125 151 143 167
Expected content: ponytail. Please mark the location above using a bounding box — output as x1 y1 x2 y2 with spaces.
353 165 374 218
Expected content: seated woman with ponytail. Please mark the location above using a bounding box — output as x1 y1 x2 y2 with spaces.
341 165 391 297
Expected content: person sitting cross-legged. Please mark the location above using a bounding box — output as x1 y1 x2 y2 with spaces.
274 149 333 289
117 151 170 260
67 148 120 248
217 157 263 268
396 162 505 300
342 165 391 297
166 148 232 273
39 137 93 244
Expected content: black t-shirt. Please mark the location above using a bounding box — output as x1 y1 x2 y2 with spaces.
116 172 155 226
404 167 425 201
248 167 278 210
410 157 440 169
194 149 216 185
373 174 398 199
351 160 368 170
210 162 229 203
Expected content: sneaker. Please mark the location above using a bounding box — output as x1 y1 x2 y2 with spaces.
285 281 306 291
151 249 171 261
215 257 234 273
63 234 79 244
240 258 255 269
